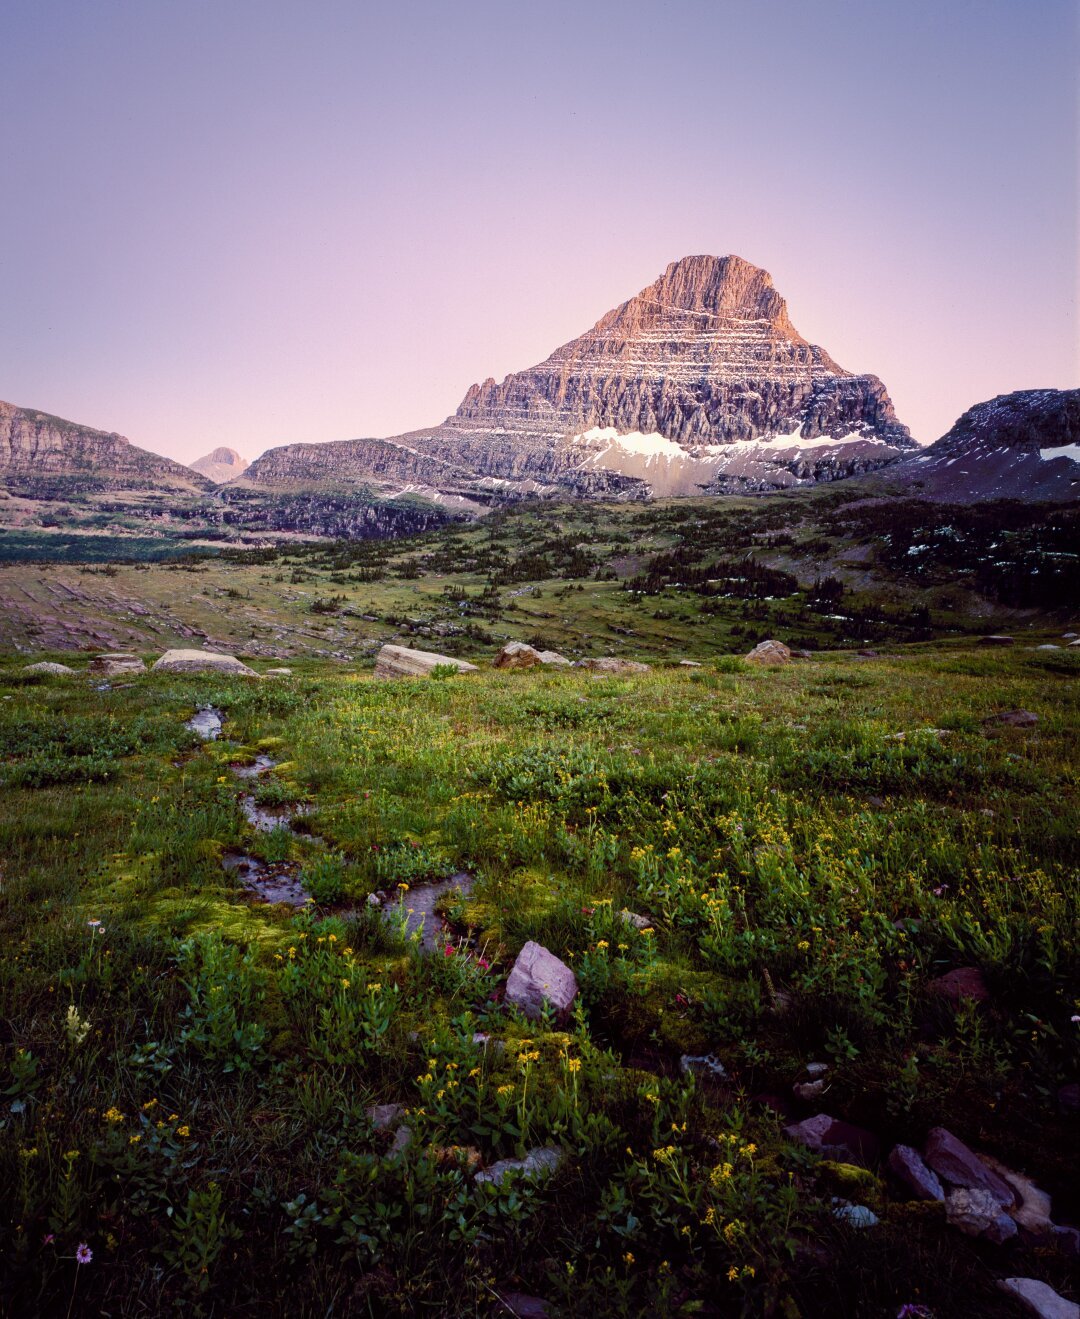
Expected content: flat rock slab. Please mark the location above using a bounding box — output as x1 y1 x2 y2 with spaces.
374 644 478 679
475 1146 563 1186
90 652 145 674
152 649 259 677
24 661 75 675
783 1113 880 1167
505 941 578 1019
998 1279 1079 1319
986 709 1039 728
745 639 791 665
979 635 1015 646
923 1127 1015 1205
574 657 650 674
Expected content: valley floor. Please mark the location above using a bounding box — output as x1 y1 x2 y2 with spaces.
0 645 1077 1316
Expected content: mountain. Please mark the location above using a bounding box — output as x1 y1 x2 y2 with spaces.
884 388 1080 502
0 401 211 493
191 447 249 484
243 255 916 500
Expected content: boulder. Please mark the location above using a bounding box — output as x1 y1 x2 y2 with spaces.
794 1079 828 1102
745 639 791 665
536 650 571 667
474 1145 563 1186
887 1145 944 1201
264 667 293 677
499 1294 550 1319
783 1114 880 1167
946 1187 1018 1243
493 641 544 670
927 967 990 1005
151 649 259 677
373 644 479 680
986 709 1039 728
23 661 75 675
923 1128 1014 1205
574 657 650 674
998 1279 1079 1319
366 1103 406 1131
90 652 145 675
678 659 702 668
979 635 1015 646
504 941 578 1020
619 909 653 931
831 1200 879 1229
979 1155 1053 1236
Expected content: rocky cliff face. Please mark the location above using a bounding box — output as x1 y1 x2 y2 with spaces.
885 389 1080 502
244 255 915 498
191 447 248 484
0 401 211 493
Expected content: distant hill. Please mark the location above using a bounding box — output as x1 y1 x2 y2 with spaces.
0 401 212 493
882 388 1080 502
191 447 248 484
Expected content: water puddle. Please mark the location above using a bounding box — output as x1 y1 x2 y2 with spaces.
187 706 224 740
230 754 276 779
221 851 308 907
375 872 475 951
237 793 313 834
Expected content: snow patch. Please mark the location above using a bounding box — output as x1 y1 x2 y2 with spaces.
1040 443 1080 464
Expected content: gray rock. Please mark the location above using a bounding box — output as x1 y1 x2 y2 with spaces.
90 652 146 675
986 709 1039 728
794 1079 828 1102
574 656 650 674
679 1054 727 1081
946 1187 1018 1243
474 1145 563 1186
745 639 791 665
678 659 702 668
264 667 293 676
1052 1225 1080 1258
923 1128 1015 1205
23 661 75 675
618 909 653 931
367 1103 405 1130
373 644 478 679
887 1144 944 1201
493 641 544 670
500 1293 551 1318
831 1200 879 1228
388 1125 413 1158
783 1113 880 1167
805 1062 829 1078
980 1154 1053 1236
152 648 259 677
997 1278 1079 1319
536 650 572 667
504 941 578 1020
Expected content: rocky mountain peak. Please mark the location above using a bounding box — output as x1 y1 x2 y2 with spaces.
191 447 249 484
597 254 800 340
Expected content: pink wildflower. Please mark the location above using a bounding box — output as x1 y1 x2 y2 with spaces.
75 1243 92 1265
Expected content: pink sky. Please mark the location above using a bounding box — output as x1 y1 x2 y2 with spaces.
1 0 1076 466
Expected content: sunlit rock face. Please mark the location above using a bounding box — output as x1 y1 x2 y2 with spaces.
243 255 916 500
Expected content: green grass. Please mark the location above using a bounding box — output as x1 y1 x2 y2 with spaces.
0 647 1077 1316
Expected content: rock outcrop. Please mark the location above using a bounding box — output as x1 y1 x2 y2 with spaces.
0 401 212 493
152 650 260 677
373 645 478 679
191 447 249 484
242 256 915 500
745 639 791 665
885 388 1080 502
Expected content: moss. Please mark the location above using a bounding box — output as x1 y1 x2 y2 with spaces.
818 1160 886 1211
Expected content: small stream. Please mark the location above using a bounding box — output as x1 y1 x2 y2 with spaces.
372 872 475 951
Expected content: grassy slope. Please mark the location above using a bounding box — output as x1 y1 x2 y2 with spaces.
0 646 1077 1316
0 492 1076 658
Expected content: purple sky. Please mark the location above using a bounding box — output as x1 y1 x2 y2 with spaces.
1 0 1076 465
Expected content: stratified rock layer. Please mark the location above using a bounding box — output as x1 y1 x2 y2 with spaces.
243 255 915 499
0 401 211 493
